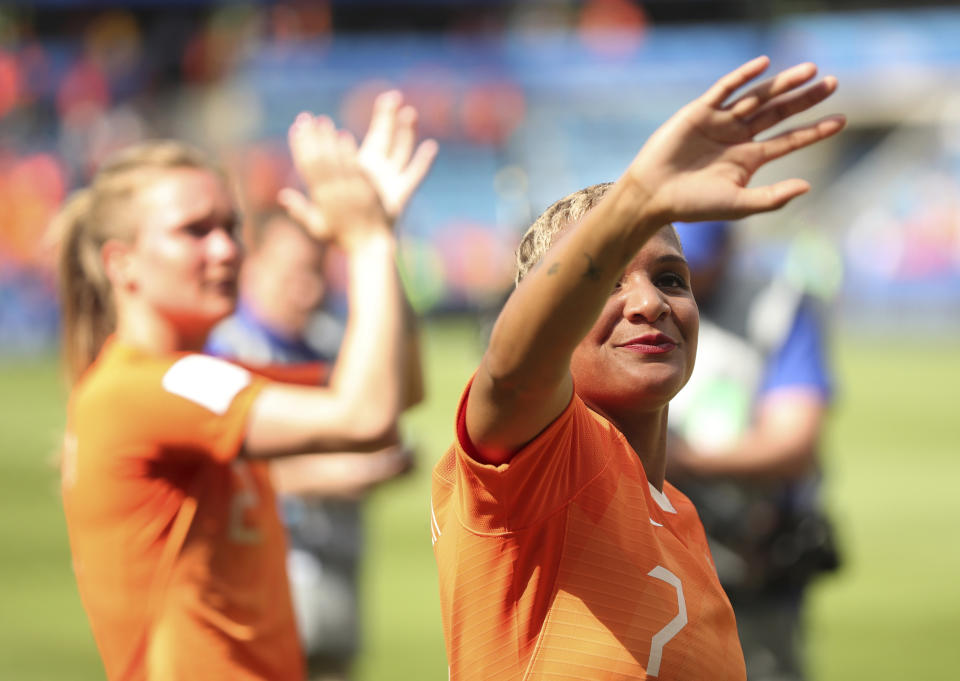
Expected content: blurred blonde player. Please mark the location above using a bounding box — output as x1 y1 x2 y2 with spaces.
207 91 435 681
54 95 432 681
430 57 844 680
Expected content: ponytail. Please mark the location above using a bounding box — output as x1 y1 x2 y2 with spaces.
51 190 116 385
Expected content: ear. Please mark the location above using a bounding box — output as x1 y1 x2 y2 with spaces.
101 239 137 291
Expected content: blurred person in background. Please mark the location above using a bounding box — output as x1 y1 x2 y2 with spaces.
666 220 840 681
52 97 430 681
431 57 845 680
207 90 435 681
205 208 344 366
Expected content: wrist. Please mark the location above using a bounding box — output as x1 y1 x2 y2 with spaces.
602 174 671 260
616 165 671 227
341 227 397 255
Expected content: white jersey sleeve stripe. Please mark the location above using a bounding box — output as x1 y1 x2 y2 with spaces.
162 355 252 415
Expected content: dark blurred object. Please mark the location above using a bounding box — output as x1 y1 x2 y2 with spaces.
677 479 841 598
668 220 841 681
17 0 960 25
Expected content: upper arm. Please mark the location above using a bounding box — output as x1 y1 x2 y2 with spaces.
242 382 397 459
463 351 574 466
760 301 832 399
755 387 827 447
269 446 411 497
754 302 832 464
403 323 426 409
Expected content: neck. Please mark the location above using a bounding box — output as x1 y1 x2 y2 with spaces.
244 294 306 341
241 268 309 341
115 298 211 355
601 404 671 491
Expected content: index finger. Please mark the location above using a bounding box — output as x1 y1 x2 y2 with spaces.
701 56 771 108
362 90 402 156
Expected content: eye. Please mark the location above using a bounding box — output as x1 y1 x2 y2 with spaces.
655 272 688 290
223 213 241 239
183 220 213 238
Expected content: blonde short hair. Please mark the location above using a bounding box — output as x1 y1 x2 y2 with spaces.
515 182 613 285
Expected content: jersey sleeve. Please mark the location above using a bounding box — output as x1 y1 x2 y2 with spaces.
450 378 611 533
91 353 268 464
240 361 329 386
758 299 833 400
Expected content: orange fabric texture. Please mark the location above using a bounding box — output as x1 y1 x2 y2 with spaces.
62 338 304 681
240 360 329 386
431 382 746 681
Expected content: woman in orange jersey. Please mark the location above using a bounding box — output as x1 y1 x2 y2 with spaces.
54 95 436 681
430 57 845 681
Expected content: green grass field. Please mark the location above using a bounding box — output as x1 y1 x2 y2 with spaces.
1 319 957 680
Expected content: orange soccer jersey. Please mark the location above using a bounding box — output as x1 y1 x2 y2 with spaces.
431 383 746 681
61 338 304 681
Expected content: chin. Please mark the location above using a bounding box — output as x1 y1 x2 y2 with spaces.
578 380 679 420
206 293 238 319
573 359 681 406
178 302 235 338
627 365 687 402
220 297 239 318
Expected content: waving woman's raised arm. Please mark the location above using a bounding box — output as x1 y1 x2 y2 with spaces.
467 57 845 464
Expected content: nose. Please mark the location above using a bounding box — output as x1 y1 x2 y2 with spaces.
208 226 241 264
621 277 670 323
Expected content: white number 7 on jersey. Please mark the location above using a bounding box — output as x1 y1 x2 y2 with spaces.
646 566 688 677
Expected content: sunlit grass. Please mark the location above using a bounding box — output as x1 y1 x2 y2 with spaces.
1 322 957 680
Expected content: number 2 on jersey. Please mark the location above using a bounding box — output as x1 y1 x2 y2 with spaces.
229 461 263 544
646 566 688 677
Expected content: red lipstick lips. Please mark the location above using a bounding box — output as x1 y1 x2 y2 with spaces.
618 333 677 354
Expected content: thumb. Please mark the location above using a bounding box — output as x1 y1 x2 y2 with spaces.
732 179 810 216
390 138 439 220
277 187 330 241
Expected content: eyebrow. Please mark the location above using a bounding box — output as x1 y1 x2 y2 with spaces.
653 253 689 267
180 210 239 229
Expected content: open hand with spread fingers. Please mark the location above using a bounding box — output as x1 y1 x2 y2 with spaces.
357 90 438 224
626 56 846 224
280 112 390 250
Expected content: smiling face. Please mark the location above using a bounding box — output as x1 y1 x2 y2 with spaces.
570 225 699 420
125 167 242 337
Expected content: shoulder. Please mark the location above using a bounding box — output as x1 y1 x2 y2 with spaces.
432 444 458 488
438 385 625 534
76 344 258 419
661 481 715 548
661 481 698 519
69 347 267 467
159 354 257 415
430 446 457 541
761 295 832 396
455 385 616 475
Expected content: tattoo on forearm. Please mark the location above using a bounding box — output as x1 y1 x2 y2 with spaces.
547 262 560 275
583 253 602 281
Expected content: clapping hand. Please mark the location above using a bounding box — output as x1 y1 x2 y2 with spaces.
280 112 389 250
279 92 437 246
357 90 438 225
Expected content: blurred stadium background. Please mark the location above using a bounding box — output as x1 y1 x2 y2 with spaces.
0 1 958 679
